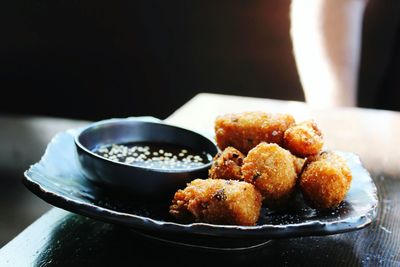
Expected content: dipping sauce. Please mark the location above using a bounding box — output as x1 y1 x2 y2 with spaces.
94 142 213 170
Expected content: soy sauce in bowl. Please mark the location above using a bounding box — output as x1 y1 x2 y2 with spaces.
94 142 213 170
75 118 218 199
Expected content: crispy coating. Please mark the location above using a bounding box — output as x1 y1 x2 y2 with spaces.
241 143 297 208
209 147 244 180
215 112 295 154
292 155 306 176
169 179 262 226
283 120 324 157
300 151 352 209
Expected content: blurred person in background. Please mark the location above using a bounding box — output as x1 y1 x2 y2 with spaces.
291 0 400 110
290 0 368 108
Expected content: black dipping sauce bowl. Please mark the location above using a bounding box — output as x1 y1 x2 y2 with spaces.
75 118 218 199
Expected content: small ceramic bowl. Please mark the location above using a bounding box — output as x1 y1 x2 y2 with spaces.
74 118 218 199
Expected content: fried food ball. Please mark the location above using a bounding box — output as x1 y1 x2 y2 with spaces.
300 151 352 209
169 179 262 226
283 120 324 157
292 155 306 176
208 147 244 180
241 143 297 208
215 112 295 154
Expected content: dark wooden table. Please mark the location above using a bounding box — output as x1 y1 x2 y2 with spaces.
0 115 89 246
1 94 399 266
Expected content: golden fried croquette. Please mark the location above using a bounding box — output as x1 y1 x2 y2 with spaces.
208 147 244 180
169 179 262 226
300 151 352 209
241 143 297 208
292 155 306 176
283 120 323 157
215 112 295 154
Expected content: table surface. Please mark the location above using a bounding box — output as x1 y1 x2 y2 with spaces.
1 93 400 266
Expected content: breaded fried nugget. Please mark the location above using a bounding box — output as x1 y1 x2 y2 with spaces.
209 147 244 180
169 179 262 226
241 143 297 208
300 151 352 209
215 112 295 154
283 120 323 157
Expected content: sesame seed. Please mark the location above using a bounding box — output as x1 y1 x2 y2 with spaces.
94 143 210 170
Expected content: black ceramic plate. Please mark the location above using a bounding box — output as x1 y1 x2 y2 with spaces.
24 129 378 249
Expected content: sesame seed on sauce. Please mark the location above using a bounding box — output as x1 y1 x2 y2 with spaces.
94 142 212 170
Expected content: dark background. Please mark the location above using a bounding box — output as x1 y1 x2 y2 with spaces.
1 0 399 120
0 0 301 120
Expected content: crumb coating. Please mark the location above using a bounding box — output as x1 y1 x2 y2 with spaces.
215 112 295 154
242 143 297 208
209 147 244 180
300 151 352 209
170 179 262 226
283 120 324 157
